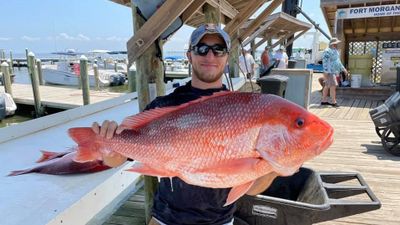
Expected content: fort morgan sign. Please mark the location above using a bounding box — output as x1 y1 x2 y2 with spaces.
337 4 400 19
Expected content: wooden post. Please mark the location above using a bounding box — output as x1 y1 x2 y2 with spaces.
250 40 256 58
9 51 14 73
27 52 44 117
204 3 220 25
6 59 12 76
93 64 100 91
36 59 44 85
131 1 165 223
127 65 136 92
114 61 118 72
1 62 13 96
25 49 30 74
229 31 240 78
79 55 90 105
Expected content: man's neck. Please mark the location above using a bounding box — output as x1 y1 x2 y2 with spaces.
191 76 223 90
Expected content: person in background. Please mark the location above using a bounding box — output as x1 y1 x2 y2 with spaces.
261 46 270 73
91 23 278 225
239 49 256 79
321 37 348 107
274 46 288 69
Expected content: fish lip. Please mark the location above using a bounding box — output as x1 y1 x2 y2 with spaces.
316 128 334 154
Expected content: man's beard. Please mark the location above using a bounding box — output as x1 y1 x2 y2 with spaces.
191 67 223 83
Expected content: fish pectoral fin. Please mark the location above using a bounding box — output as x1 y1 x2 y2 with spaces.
126 162 176 177
199 158 261 175
225 180 255 206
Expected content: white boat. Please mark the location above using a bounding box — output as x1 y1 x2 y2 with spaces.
0 92 17 119
42 61 126 87
164 56 190 80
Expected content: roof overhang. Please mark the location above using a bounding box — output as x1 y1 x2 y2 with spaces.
241 12 312 48
321 0 400 41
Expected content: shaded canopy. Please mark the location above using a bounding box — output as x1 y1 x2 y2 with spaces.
241 12 312 48
110 0 268 27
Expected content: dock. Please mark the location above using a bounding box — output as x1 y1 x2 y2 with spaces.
103 73 400 225
0 84 125 109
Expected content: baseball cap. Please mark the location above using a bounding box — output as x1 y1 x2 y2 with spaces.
189 23 231 51
329 37 341 45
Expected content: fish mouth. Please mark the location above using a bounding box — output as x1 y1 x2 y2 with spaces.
315 127 334 155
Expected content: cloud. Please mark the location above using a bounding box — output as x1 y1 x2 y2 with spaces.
58 33 75 40
0 37 11 41
105 36 128 42
56 33 90 41
77 34 90 41
21 36 40 41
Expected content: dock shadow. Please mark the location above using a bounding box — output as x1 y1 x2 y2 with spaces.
361 143 400 161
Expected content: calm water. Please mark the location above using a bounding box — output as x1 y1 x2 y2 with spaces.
0 66 128 128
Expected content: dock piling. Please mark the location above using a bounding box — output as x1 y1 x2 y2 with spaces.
9 51 14 73
127 65 136 92
1 62 13 96
80 55 90 105
28 52 44 117
93 64 100 91
36 59 44 85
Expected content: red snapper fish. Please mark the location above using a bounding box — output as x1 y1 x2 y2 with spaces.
68 92 334 205
8 150 110 176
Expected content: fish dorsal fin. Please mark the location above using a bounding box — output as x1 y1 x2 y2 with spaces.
120 91 232 130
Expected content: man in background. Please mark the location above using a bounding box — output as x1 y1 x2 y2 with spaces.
239 49 256 79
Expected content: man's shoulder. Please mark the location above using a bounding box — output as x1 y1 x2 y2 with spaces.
145 85 188 110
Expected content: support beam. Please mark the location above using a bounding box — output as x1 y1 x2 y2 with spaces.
130 1 164 223
254 37 269 49
284 29 308 48
224 0 267 37
238 0 284 43
127 0 194 65
206 0 238 19
242 20 274 46
182 0 207 23
203 3 221 25
270 32 294 49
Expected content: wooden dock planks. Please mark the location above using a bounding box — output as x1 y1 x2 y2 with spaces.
0 83 124 109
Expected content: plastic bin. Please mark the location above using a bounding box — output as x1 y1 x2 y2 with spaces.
257 75 289 97
288 60 296 68
370 92 400 129
234 167 381 225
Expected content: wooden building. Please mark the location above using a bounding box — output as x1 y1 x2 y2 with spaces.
321 0 400 85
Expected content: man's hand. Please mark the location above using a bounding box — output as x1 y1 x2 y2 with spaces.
91 121 127 167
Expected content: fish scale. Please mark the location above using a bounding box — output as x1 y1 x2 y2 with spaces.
69 91 334 205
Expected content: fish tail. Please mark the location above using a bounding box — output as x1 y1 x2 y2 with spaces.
68 127 102 163
7 169 31 176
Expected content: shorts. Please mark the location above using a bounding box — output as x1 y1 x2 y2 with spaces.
323 73 338 87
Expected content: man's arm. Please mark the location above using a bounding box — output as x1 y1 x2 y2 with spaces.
246 172 279 195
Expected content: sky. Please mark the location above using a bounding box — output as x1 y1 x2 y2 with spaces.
0 0 330 54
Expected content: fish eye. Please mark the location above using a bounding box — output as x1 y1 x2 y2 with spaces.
295 118 304 128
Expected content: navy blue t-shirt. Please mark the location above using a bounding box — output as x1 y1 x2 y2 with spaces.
145 82 236 225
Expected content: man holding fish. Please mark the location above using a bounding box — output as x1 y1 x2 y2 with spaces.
88 24 333 225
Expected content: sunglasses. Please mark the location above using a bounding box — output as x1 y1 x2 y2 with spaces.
191 43 228 57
